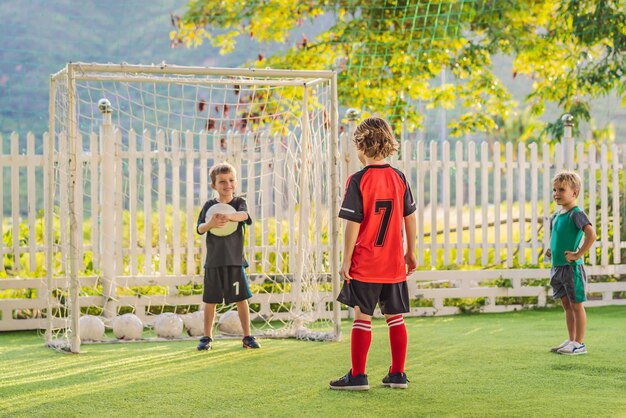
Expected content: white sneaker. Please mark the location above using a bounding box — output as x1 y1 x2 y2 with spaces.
557 341 587 355
550 339 571 353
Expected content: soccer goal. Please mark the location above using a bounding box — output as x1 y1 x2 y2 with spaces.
46 62 341 353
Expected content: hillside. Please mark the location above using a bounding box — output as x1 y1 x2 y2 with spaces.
0 0 304 136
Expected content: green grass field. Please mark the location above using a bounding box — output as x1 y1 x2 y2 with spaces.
1 306 625 417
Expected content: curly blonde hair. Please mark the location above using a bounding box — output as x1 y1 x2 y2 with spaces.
552 170 582 192
209 162 237 185
353 117 398 159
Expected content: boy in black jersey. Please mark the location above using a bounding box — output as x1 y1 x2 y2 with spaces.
196 162 260 350
330 117 417 391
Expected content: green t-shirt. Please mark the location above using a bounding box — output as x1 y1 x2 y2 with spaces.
550 206 591 266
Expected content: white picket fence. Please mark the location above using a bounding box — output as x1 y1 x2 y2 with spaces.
0 130 625 331
387 140 624 268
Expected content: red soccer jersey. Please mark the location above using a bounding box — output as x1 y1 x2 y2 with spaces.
339 164 416 283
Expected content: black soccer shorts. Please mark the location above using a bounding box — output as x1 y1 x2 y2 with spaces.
337 279 409 316
203 266 252 304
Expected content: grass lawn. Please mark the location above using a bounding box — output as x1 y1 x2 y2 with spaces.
1 306 625 417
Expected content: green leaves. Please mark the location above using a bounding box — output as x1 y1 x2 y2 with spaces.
172 0 626 140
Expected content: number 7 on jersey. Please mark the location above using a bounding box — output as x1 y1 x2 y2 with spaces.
374 199 393 246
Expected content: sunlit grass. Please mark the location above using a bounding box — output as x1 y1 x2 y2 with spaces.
1 306 625 417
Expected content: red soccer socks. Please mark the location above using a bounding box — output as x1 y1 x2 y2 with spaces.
386 314 407 374
350 320 372 375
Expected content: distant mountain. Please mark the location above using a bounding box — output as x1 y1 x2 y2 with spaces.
0 0 304 136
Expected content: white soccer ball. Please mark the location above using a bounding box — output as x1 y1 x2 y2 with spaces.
79 315 105 341
218 310 243 336
154 313 184 338
112 313 143 340
182 311 205 337
205 203 238 237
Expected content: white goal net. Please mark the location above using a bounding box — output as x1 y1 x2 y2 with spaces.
46 63 341 352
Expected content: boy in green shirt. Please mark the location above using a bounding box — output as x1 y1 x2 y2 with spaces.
547 171 596 355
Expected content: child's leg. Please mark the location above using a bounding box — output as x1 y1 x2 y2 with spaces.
385 313 407 374
351 306 373 375
561 296 576 341
570 301 586 343
204 303 217 338
235 299 251 337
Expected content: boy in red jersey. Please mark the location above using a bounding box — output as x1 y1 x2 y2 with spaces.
329 117 416 391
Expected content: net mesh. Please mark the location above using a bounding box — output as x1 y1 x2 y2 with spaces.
325 0 505 134
46 64 339 351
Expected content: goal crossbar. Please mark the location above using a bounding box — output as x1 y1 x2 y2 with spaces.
51 62 336 81
68 74 329 87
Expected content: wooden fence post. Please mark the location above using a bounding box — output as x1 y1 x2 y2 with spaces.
99 99 117 319
562 113 575 171
344 108 360 181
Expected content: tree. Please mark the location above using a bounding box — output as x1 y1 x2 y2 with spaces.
473 0 626 138
171 0 626 139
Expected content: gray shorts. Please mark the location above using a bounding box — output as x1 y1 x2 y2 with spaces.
550 264 587 303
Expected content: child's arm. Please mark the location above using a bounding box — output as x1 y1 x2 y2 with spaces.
565 224 597 263
197 214 228 234
340 220 360 281
227 211 249 223
404 213 417 274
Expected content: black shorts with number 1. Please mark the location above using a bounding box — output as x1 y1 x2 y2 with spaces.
203 266 252 304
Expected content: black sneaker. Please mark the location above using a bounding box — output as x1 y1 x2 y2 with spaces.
242 335 261 349
381 368 409 389
329 370 369 391
197 336 212 351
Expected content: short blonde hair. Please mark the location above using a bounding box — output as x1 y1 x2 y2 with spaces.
552 170 582 192
209 162 236 185
353 117 398 159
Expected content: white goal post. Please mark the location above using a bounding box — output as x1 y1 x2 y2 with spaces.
47 62 341 353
